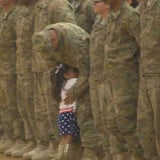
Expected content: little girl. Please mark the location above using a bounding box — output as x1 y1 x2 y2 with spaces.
54 65 80 160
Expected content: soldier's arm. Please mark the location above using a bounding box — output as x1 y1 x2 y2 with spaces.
48 0 76 24
126 11 140 43
86 1 96 25
69 39 90 100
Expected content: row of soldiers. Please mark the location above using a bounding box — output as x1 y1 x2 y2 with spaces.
0 0 159 160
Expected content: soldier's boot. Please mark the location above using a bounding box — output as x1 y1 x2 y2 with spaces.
32 142 56 160
0 138 14 153
11 141 36 157
23 144 48 160
51 144 65 160
117 152 129 160
130 155 146 160
5 140 25 156
69 141 83 160
81 148 98 160
0 134 6 146
102 152 113 160
152 157 160 160
95 146 105 160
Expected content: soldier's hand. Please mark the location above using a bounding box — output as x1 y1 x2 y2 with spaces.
64 93 74 104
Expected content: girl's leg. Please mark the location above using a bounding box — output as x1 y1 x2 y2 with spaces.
59 135 65 145
63 134 74 144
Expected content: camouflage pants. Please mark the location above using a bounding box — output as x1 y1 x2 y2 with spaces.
0 74 24 140
104 75 143 156
76 93 99 149
33 72 59 145
17 73 36 142
89 80 110 152
137 76 160 159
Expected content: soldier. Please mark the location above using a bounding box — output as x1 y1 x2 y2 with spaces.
89 0 111 160
72 0 95 33
0 0 25 153
137 0 160 160
103 0 144 160
32 22 103 160
13 1 76 160
5 0 38 158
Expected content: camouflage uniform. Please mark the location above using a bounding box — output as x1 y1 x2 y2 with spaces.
72 0 95 33
0 5 25 151
22 1 76 160
89 16 111 158
103 1 143 159
8 6 37 158
33 23 101 160
137 0 160 159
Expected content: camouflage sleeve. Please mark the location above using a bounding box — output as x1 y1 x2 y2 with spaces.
48 0 76 24
86 1 96 25
126 11 140 43
69 39 90 100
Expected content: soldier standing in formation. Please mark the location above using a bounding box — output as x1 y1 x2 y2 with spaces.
0 0 25 153
71 0 95 33
137 0 160 160
89 0 111 159
103 0 144 160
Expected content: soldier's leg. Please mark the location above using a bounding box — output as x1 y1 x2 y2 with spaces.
76 95 101 160
104 81 127 156
23 72 49 160
138 76 160 160
0 75 25 153
32 71 59 160
11 73 36 157
146 77 160 157
90 81 111 159
0 76 14 152
112 77 144 160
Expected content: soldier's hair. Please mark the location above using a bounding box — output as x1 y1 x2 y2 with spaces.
130 0 139 8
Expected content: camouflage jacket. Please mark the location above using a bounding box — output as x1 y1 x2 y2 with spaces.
104 1 140 79
0 5 24 74
72 0 95 34
139 0 160 75
16 6 34 74
33 23 90 99
89 16 108 82
32 0 76 73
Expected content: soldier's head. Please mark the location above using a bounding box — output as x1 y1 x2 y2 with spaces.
49 29 59 50
93 0 110 16
0 0 17 7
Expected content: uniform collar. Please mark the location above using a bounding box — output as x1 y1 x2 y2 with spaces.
144 0 157 11
73 0 83 12
110 1 128 20
1 5 16 20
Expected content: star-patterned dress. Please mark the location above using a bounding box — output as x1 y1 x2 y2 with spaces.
58 78 80 137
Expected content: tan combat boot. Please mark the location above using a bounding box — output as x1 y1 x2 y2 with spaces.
117 152 129 160
11 141 36 158
102 152 113 160
130 155 146 160
81 147 98 160
51 144 65 160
